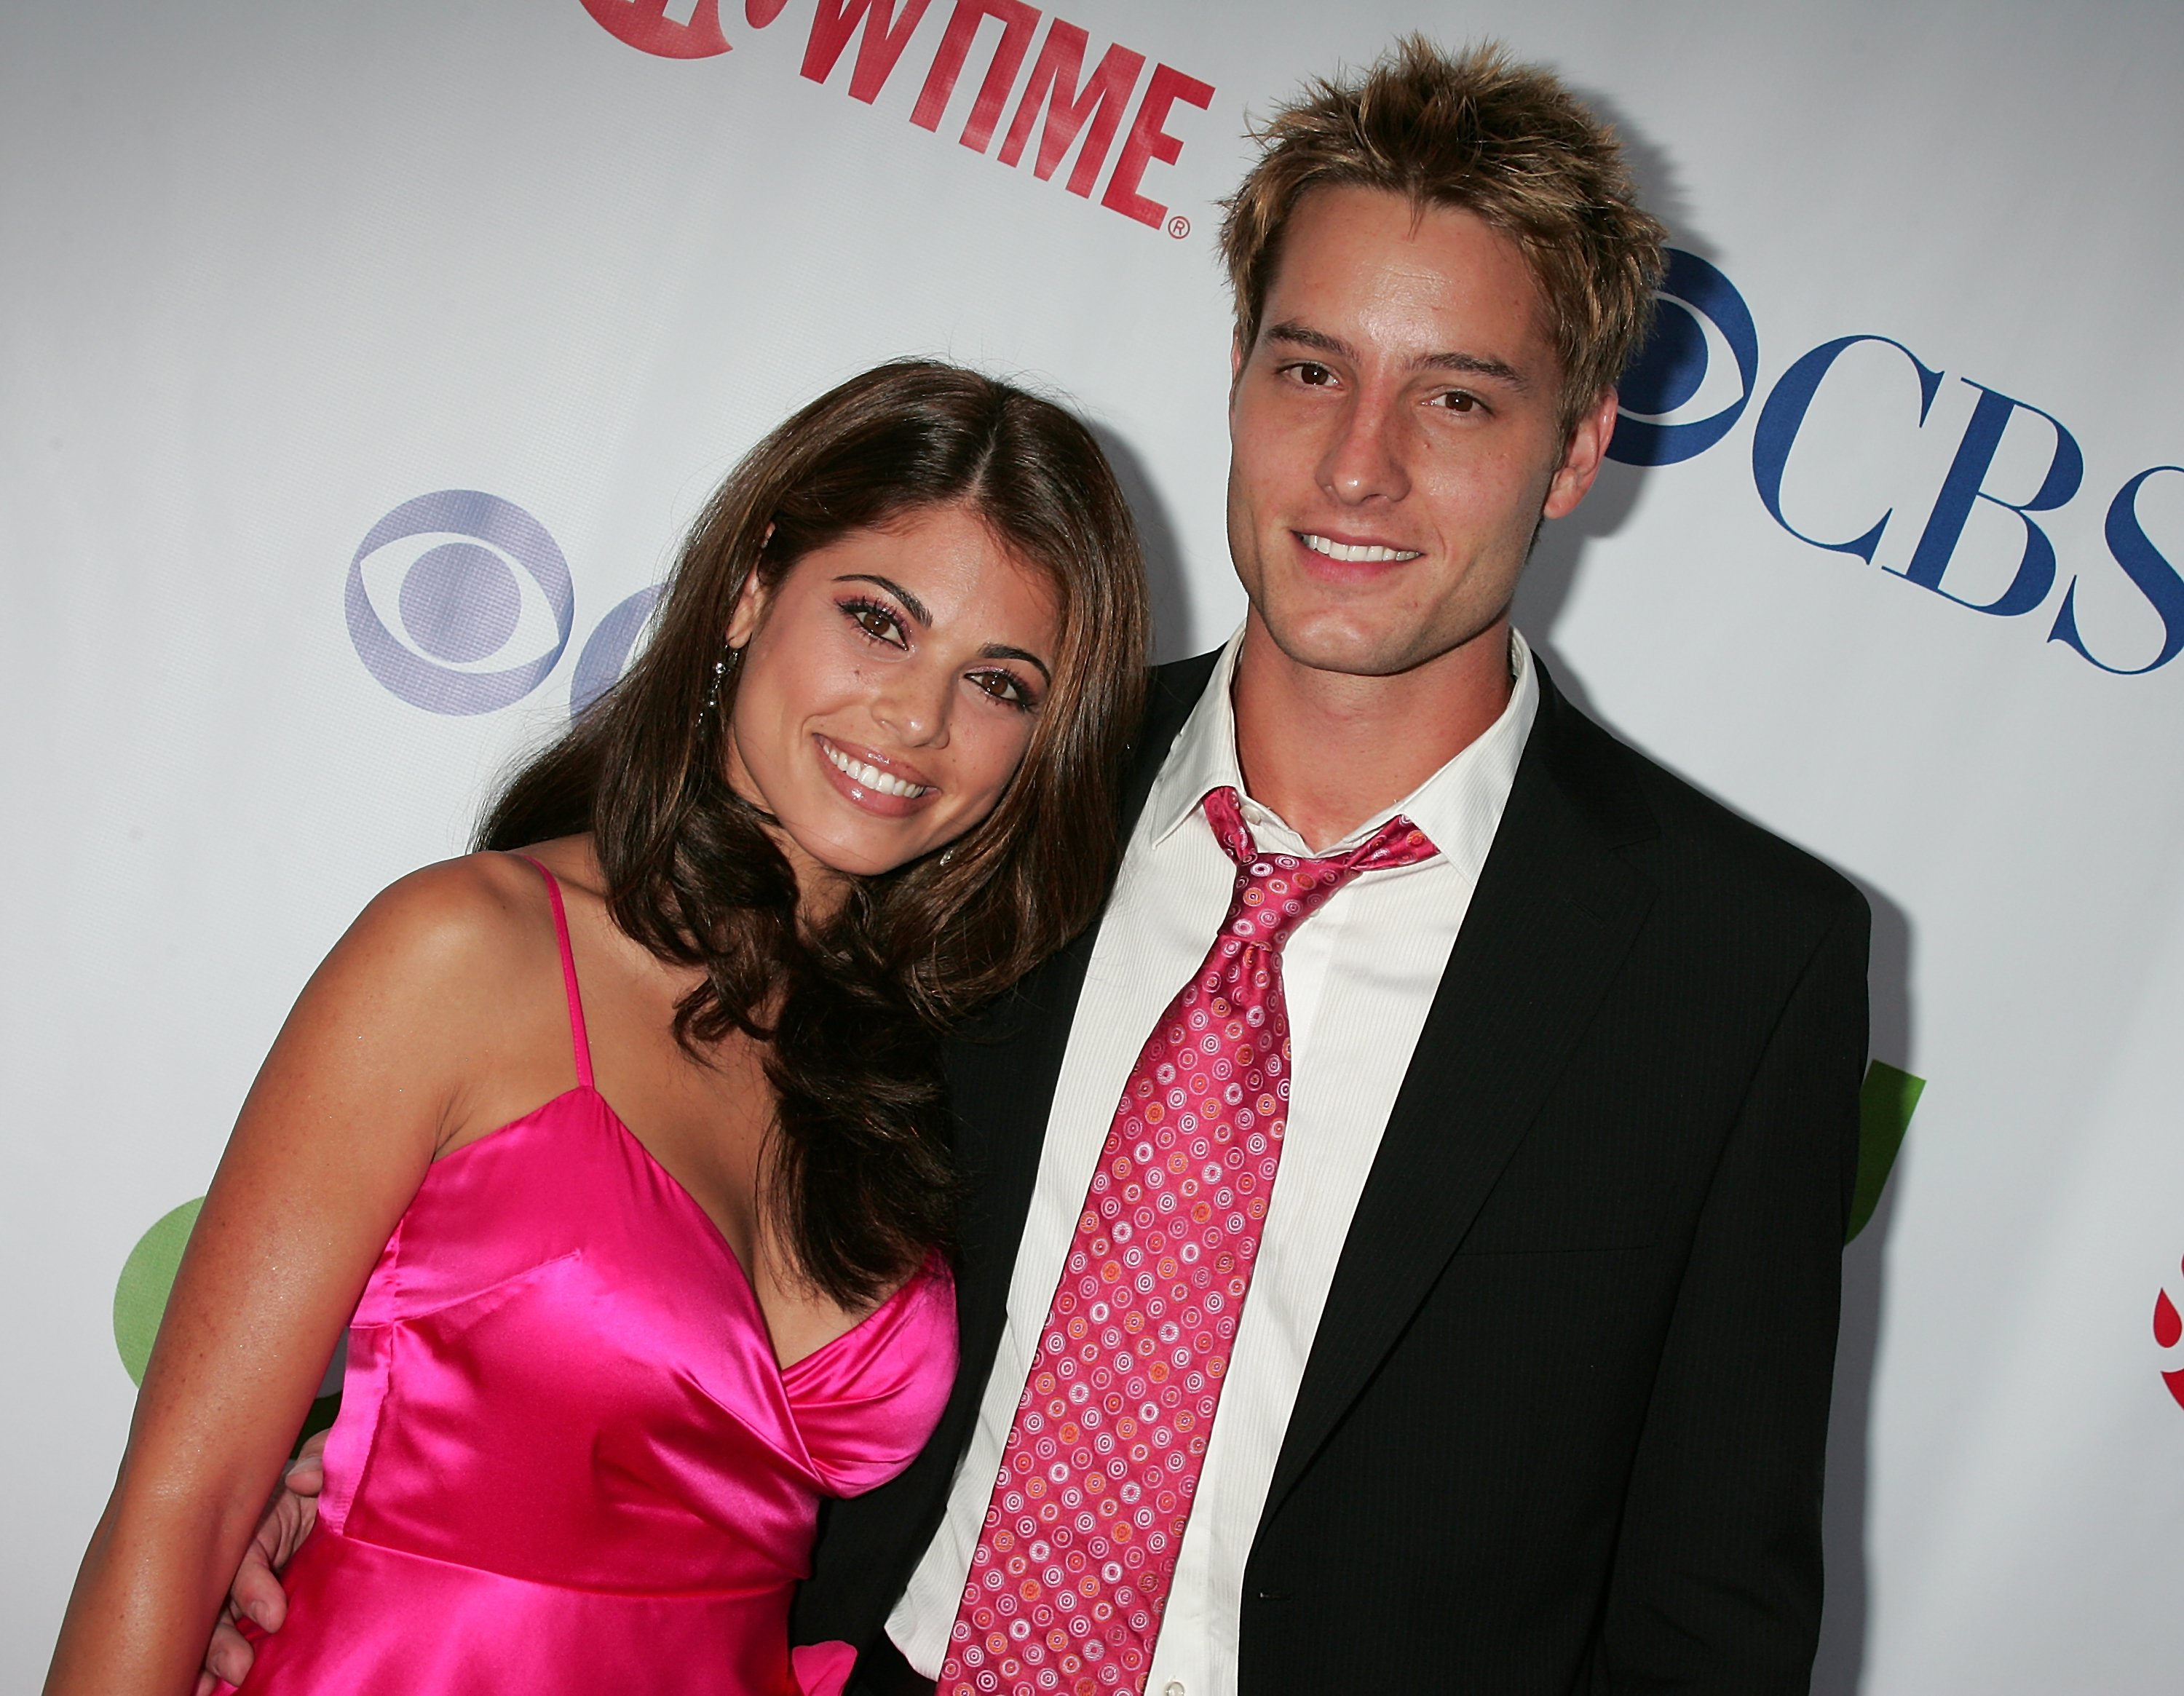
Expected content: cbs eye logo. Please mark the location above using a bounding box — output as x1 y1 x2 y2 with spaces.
347 490 577 716
348 489 661 718
1610 248 1761 468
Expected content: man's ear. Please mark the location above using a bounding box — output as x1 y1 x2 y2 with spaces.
1542 387 1621 521
1228 333 1248 407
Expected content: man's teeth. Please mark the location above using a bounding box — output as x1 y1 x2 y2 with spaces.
823 742 930 799
1301 533 1422 563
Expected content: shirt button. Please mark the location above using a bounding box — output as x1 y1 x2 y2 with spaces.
1162 1684 1185 1696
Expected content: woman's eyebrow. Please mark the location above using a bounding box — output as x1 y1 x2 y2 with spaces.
836 573 1050 683
981 643 1052 684
834 573 931 626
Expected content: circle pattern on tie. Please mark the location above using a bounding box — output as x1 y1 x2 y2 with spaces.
938 790 1435 1696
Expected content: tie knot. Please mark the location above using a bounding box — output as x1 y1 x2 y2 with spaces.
1202 787 1436 953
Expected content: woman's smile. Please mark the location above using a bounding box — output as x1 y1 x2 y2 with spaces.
814 733 939 813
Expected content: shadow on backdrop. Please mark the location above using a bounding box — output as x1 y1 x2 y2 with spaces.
1510 452 1645 721
1090 424 1197 664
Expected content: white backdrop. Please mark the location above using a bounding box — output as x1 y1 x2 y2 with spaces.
7 1 2184 1687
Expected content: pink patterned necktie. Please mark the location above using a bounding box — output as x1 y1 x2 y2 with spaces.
937 788 1438 1696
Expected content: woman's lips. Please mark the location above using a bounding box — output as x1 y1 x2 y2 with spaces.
814 734 938 817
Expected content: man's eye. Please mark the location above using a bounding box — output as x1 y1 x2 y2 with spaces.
1433 390 1482 413
1294 362 1335 387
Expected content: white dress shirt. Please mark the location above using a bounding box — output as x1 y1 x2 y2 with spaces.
888 626 1540 1696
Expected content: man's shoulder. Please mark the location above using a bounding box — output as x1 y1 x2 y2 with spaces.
1535 673 1869 934
1144 649 1222 733
1151 649 1223 689
1134 646 1867 931
1115 649 1225 804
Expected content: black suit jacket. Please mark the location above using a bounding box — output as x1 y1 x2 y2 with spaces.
794 652 1869 1695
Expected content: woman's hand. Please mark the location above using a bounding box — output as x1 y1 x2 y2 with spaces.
193 1435 326 1695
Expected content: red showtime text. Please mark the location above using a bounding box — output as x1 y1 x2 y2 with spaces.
584 0 1216 233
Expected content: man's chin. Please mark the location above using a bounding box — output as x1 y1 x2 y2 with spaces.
1254 610 1497 683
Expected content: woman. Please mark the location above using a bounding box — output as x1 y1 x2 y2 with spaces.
45 360 1150 1695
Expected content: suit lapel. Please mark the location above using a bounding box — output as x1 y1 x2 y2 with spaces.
1261 669 1658 1519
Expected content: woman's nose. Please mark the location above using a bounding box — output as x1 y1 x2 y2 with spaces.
871 662 951 747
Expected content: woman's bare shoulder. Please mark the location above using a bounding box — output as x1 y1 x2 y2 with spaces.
323 849 573 1009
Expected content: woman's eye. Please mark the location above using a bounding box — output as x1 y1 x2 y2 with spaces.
844 601 906 645
970 669 1034 710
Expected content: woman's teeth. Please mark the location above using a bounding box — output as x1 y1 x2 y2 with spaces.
1301 533 1422 563
823 741 932 799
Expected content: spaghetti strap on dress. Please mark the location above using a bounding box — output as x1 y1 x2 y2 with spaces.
523 855 596 1093
224 856 957 1696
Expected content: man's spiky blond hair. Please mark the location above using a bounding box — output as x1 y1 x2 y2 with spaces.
1219 37 1666 433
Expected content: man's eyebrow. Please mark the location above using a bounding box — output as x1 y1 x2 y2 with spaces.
1263 321 1357 362
834 573 930 627
1415 349 1530 389
981 643 1052 685
1265 320 1530 390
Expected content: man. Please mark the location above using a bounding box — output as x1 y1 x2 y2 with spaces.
214 37 1866 1695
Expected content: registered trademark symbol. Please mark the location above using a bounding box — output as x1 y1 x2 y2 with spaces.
1168 215 1191 240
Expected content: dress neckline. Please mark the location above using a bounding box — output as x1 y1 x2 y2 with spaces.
428 1082 932 1377
582 1082 935 1379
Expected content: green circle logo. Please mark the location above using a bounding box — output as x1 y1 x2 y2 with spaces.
113 1197 203 1385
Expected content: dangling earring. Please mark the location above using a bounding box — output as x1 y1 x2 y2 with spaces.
696 643 740 727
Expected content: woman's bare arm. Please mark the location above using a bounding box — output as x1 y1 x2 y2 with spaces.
44 860 550 1695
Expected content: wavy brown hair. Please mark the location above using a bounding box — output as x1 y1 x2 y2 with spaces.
478 360 1148 1304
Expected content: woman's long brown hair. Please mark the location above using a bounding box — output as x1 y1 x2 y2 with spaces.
477 361 1149 1304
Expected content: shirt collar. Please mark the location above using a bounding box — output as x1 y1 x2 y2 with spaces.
1141 623 1540 866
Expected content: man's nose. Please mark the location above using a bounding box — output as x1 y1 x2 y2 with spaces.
1316 392 1412 505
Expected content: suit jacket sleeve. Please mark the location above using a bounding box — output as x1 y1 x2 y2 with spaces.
1596 887 1870 1693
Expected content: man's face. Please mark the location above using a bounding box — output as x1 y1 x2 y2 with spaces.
1225 185 1616 680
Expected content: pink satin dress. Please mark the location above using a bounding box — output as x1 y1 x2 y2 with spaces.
228 860 957 1696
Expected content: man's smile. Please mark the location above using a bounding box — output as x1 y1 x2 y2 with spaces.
1297 531 1425 563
